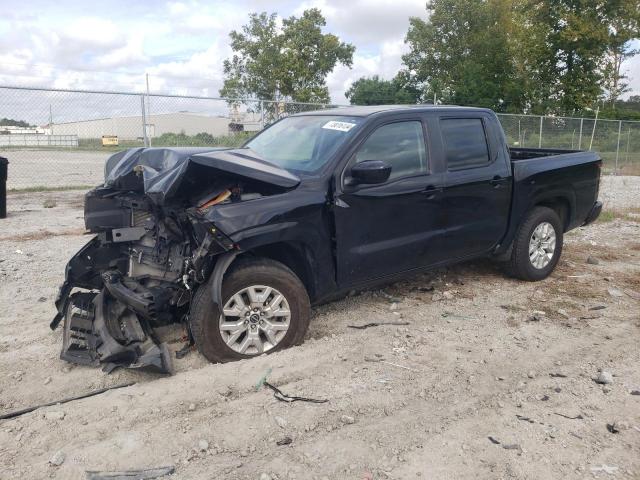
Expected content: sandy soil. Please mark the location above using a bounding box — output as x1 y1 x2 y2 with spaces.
0 185 639 480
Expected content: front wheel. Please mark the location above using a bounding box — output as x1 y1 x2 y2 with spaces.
189 258 311 363
506 206 563 281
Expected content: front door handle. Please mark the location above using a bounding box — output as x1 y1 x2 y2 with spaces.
422 185 443 199
489 176 507 188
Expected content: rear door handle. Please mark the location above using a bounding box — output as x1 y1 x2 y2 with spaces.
422 185 443 199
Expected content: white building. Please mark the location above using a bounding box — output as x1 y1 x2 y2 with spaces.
50 111 262 140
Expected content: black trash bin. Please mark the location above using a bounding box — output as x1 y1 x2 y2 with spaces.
0 156 7 219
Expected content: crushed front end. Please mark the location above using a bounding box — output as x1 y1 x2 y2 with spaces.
50 147 300 374
51 187 233 373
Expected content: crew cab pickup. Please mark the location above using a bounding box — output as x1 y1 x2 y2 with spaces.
52 105 603 372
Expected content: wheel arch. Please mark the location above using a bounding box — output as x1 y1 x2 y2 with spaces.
241 242 317 300
535 196 573 232
227 241 318 302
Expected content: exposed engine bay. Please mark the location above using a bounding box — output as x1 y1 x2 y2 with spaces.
51 147 300 374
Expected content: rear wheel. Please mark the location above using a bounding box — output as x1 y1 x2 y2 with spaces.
190 258 310 363
506 206 563 281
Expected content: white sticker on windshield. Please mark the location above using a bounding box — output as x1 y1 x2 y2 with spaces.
322 120 357 132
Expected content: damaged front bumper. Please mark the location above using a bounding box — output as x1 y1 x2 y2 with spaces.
52 237 176 374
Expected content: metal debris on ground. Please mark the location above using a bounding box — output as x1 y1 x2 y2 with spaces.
348 321 410 329
85 466 175 479
589 305 607 311
488 436 501 445
263 382 328 404
0 382 136 420
276 436 293 446
255 368 327 403
502 443 522 450
175 342 192 359
554 412 584 420
516 415 536 423
549 373 568 378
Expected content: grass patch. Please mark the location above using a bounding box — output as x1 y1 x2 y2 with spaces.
8 185 93 193
597 210 617 222
596 207 640 223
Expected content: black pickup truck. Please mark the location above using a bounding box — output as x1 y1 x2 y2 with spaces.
52 105 602 373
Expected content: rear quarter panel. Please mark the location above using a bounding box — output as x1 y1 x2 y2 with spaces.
501 152 601 250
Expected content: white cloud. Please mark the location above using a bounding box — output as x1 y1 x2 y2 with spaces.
146 40 231 96
168 1 189 15
8 0 639 107
95 34 148 69
63 17 123 50
295 0 424 44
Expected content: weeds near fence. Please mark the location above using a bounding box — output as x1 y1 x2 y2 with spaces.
8 185 94 193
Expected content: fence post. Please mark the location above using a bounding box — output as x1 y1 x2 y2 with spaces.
140 95 149 148
578 118 583 150
260 100 265 130
538 115 543 149
626 127 631 166
615 120 622 176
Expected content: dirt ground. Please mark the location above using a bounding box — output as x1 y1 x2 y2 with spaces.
3 150 105 190
0 178 639 480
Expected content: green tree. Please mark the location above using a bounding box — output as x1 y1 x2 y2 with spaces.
525 1 614 114
599 1 640 107
402 0 526 112
220 9 355 104
0 118 32 128
345 75 420 105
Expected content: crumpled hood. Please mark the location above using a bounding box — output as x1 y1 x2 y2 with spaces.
104 147 300 205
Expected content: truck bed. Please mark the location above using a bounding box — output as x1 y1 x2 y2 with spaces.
509 147 580 161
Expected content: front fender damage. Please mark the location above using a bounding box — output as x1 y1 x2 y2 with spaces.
51 147 298 374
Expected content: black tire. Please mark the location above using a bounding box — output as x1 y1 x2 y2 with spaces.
506 206 563 281
189 258 311 363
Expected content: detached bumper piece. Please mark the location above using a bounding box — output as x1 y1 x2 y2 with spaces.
583 200 603 226
61 287 173 374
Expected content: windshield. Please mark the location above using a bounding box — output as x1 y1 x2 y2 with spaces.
245 115 362 172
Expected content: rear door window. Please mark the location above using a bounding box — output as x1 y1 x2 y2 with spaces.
441 118 490 170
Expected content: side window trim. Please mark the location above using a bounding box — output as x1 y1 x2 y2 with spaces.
341 118 430 188
439 116 494 172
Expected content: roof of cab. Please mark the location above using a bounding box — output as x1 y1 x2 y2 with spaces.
291 104 493 117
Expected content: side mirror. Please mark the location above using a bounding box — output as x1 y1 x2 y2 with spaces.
349 160 392 185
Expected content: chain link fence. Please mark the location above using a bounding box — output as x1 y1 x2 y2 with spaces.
1 85 639 190
498 113 640 175
0 86 340 189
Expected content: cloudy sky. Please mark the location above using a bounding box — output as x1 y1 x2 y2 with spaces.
1 0 639 105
